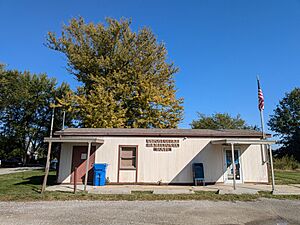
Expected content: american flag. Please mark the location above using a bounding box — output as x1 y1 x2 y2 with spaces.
257 78 264 111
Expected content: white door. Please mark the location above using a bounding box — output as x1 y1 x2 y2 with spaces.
224 149 243 183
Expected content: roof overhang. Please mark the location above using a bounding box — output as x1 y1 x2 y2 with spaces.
54 128 272 138
211 139 276 145
44 136 104 144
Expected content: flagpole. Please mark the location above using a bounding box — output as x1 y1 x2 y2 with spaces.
257 75 265 139
259 110 265 139
257 76 275 192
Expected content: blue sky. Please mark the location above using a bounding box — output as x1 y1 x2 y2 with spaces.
0 0 299 130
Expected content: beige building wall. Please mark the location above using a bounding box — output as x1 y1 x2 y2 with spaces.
57 142 91 183
240 145 269 183
57 143 73 183
58 137 269 184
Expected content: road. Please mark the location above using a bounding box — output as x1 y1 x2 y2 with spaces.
0 199 299 225
0 167 44 175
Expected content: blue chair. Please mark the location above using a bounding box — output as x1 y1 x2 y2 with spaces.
193 163 205 186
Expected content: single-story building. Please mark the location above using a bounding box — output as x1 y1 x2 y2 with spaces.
45 128 275 188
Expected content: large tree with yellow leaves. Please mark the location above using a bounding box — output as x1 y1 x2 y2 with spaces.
47 17 183 128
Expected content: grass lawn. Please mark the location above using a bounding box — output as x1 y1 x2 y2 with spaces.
0 169 299 201
275 170 300 185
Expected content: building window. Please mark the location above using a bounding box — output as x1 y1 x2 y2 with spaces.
120 146 137 169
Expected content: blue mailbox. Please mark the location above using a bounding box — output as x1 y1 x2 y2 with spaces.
93 163 108 186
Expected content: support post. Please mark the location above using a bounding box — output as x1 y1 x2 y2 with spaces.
231 143 236 190
62 110 66 131
41 107 55 194
74 167 77 194
84 142 91 192
268 145 275 193
41 141 52 193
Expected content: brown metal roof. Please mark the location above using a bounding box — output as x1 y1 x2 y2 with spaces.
55 128 271 138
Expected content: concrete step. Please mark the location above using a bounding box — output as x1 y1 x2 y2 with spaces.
153 189 194 194
218 188 259 195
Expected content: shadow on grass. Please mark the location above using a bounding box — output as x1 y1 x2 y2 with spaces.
13 173 57 193
14 174 56 186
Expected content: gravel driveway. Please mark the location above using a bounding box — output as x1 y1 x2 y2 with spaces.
0 199 299 225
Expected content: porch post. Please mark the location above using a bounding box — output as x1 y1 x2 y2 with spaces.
268 144 275 192
231 143 236 190
84 141 92 192
41 141 52 193
41 107 55 194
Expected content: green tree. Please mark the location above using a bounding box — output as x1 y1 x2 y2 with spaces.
268 88 300 161
0 67 73 162
47 17 183 128
191 113 257 130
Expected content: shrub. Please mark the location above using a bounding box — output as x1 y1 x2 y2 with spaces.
273 155 300 170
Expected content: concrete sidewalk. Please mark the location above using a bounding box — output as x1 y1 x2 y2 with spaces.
46 183 300 195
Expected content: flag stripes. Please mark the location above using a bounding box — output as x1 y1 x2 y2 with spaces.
257 79 264 111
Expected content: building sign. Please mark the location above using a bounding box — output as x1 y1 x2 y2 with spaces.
81 153 87 160
146 139 180 151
